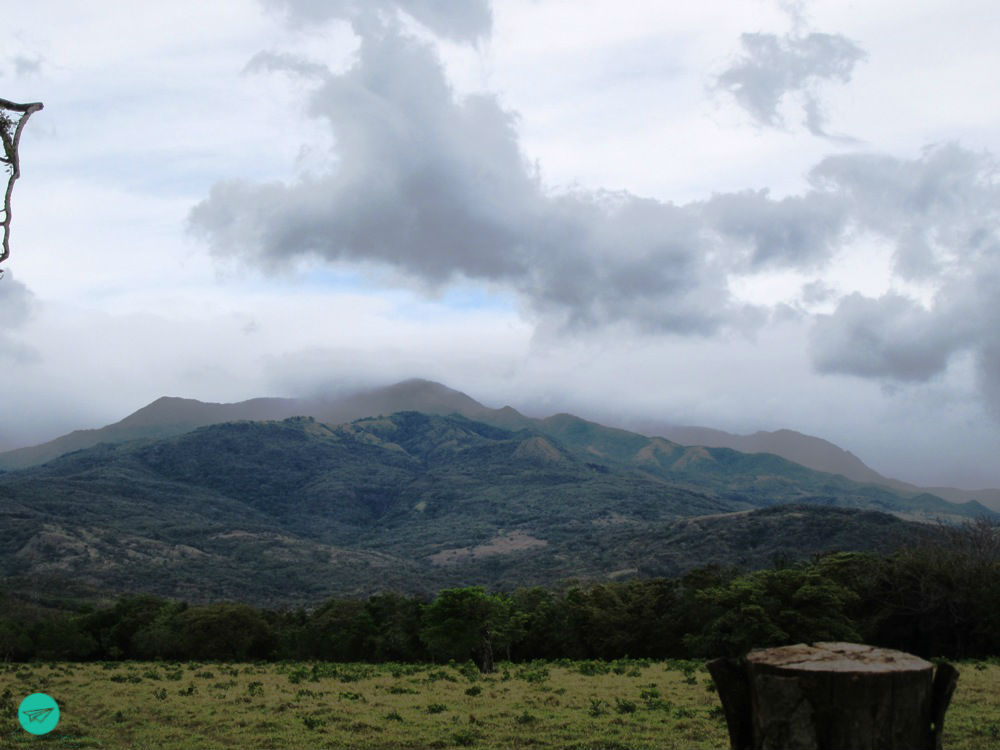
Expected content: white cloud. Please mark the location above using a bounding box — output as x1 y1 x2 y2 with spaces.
714 0 866 140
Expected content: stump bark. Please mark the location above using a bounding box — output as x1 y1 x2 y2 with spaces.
709 642 958 750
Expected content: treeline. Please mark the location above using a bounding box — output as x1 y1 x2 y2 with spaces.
1 520 997 668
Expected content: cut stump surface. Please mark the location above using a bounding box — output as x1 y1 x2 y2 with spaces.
709 642 958 750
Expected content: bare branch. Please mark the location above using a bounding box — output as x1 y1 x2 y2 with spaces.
0 98 44 273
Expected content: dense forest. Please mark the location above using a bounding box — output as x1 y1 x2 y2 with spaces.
2 520 997 668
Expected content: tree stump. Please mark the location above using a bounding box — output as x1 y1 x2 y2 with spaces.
709 642 958 750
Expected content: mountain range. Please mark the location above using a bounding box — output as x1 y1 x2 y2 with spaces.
3 378 998 511
0 380 993 606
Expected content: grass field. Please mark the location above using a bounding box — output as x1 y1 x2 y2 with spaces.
2 659 998 749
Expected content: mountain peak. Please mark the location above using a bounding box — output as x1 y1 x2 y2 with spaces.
310 379 488 424
119 396 218 427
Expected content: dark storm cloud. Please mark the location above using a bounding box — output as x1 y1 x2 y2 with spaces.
716 31 865 137
262 0 492 43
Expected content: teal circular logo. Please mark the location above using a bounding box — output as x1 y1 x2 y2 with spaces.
18 693 59 735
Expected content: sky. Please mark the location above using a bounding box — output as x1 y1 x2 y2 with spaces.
1 0 999 489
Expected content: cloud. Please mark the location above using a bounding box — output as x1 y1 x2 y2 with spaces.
190 12 1000 419
190 23 757 336
261 0 492 44
810 292 967 381
192 26 533 281
978 343 1000 419
716 30 866 137
0 274 38 362
11 55 43 77
701 188 847 269
244 50 331 79
807 145 1000 408
0 275 34 328
808 144 999 280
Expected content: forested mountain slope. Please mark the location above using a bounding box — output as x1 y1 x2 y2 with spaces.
0 411 983 605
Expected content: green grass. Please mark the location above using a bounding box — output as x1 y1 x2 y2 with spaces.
1 659 998 749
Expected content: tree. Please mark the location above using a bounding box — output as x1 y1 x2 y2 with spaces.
303 598 376 661
81 594 171 659
420 586 518 673
173 603 275 660
0 97 43 271
0 618 33 661
871 518 1000 658
365 592 427 662
509 586 573 660
685 564 860 657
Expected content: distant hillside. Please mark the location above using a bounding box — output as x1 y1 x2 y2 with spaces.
628 420 1000 513
3 378 998 512
0 396 300 470
0 379 484 471
0 410 990 605
640 424 887 485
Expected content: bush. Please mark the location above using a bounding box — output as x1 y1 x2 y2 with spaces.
614 698 637 714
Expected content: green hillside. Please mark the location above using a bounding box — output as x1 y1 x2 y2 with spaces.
1 410 987 605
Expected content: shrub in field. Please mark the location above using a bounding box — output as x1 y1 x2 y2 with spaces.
389 685 419 694
302 715 325 730
426 703 448 714
329 663 377 682
515 663 550 683
455 660 480 682
426 669 458 683
451 728 480 746
576 660 609 676
614 697 637 714
639 685 671 710
588 698 608 717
